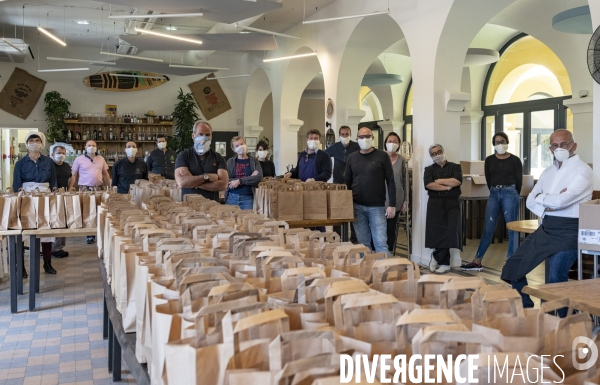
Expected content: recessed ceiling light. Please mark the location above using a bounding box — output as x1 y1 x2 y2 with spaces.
77 21 89 25
165 26 178 31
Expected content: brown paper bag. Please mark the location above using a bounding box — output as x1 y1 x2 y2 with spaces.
35 193 51 230
6 189 21 229
64 193 83 229
275 184 303 221
81 193 97 228
326 184 353 220
0 194 13 230
302 184 328 220
49 193 66 228
20 193 37 229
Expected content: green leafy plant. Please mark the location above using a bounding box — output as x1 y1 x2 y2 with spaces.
43 91 71 143
171 88 200 153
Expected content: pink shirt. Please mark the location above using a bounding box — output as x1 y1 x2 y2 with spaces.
72 154 108 187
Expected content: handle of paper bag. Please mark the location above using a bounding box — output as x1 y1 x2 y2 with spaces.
269 330 339 372
274 353 340 384
328 184 347 191
540 298 575 317
419 329 492 346
482 289 525 320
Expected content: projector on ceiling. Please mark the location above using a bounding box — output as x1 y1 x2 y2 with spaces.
0 38 34 63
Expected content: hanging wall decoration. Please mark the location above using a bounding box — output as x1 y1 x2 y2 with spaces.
188 73 232 120
0 68 47 120
82 71 169 92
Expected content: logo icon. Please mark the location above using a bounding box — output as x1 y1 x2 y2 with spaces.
203 87 211 94
572 336 598 370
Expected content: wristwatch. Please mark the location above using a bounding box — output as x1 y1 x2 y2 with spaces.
203 174 209 181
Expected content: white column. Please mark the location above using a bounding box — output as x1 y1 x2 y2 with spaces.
563 98 593 165
244 125 264 139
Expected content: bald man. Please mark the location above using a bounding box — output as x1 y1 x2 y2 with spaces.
502 129 592 314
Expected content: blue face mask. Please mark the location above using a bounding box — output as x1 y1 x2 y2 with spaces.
193 135 211 155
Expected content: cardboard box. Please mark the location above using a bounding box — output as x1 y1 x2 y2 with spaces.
460 161 485 176
579 200 600 252
520 175 534 197
461 175 489 197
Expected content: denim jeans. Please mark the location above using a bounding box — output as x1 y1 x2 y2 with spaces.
225 192 254 210
353 204 389 257
475 185 520 260
511 249 577 316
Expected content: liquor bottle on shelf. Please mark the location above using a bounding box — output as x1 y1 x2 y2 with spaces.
98 126 103 141
76 126 82 140
133 127 138 141
93 127 98 140
139 127 144 141
120 126 125 140
82 127 88 141
109 126 114 141
127 127 132 141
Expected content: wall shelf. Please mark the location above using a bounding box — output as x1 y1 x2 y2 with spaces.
64 121 173 126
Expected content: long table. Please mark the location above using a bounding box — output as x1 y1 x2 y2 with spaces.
2 230 24 313
285 218 354 241
22 228 97 311
522 278 600 317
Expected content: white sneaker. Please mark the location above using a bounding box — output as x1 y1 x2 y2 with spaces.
435 265 451 274
429 255 439 273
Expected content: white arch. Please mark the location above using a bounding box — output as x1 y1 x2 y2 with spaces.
243 68 272 137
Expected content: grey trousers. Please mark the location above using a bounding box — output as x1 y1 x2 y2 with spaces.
52 237 66 252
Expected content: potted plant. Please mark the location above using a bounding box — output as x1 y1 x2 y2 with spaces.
171 88 200 153
43 91 71 143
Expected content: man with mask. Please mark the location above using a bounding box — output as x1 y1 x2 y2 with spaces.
424 144 462 274
502 129 592 314
345 127 396 256
325 126 360 241
112 142 148 193
175 120 228 201
50 143 72 259
146 135 177 179
70 139 110 244
284 129 332 182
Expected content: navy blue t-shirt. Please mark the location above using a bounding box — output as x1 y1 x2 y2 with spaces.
231 158 253 195
298 152 317 182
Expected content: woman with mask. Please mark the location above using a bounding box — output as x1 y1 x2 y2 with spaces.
384 132 408 253
424 144 462 274
461 132 523 271
284 129 332 182
13 131 58 275
255 140 276 178
225 137 263 210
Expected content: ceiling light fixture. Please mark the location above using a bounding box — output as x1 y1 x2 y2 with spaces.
38 68 88 72
77 20 89 25
109 12 203 19
207 74 250 80
37 26 66 46
2 38 26 54
100 51 164 62
169 64 229 70
133 27 202 44
109 73 166 79
234 23 301 40
303 10 389 24
165 26 178 31
263 52 317 63
47 57 116 66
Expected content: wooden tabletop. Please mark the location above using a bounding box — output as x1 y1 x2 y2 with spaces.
285 218 354 228
522 279 600 316
0 230 23 236
22 228 97 237
506 219 539 234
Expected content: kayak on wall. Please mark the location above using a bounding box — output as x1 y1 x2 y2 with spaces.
83 71 169 92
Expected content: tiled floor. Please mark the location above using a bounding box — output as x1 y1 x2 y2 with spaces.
0 238 135 385
0 231 545 385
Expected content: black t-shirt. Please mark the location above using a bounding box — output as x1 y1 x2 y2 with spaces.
259 160 276 178
55 162 72 189
175 148 227 201
111 158 148 194
484 154 523 193
423 161 463 198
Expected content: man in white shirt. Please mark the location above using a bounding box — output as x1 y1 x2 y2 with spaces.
501 129 592 311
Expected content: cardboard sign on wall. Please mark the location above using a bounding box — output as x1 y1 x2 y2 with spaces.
0 68 47 120
189 74 232 120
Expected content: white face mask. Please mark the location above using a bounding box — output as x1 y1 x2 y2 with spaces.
358 138 373 150
339 137 350 145
27 143 42 152
53 154 65 163
432 154 446 165
386 143 399 153
307 140 320 150
157 142 166 150
194 136 211 155
234 144 247 156
494 144 508 155
126 148 138 158
553 148 570 162
257 150 267 159
86 146 96 155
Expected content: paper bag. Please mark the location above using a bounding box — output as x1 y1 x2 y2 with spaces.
36 193 51 230
302 183 328 220
81 193 97 228
327 184 353 220
275 185 303 221
64 193 83 229
20 193 37 229
6 189 21 229
49 193 66 228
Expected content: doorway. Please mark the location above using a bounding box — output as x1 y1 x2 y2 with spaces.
211 131 239 160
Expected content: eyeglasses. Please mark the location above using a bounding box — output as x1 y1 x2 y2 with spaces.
357 135 372 140
494 140 507 145
549 142 573 150
430 150 444 157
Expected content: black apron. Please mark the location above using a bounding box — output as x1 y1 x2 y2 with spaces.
425 196 462 250
501 215 579 282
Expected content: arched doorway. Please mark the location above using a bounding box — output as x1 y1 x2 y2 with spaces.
481 34 572 178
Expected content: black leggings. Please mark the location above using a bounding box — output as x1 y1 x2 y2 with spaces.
386 210 401 252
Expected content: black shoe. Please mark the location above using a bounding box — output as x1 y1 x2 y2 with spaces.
86 236 95 244
52 250 69 258
22 268 28 279
43 262 57 275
